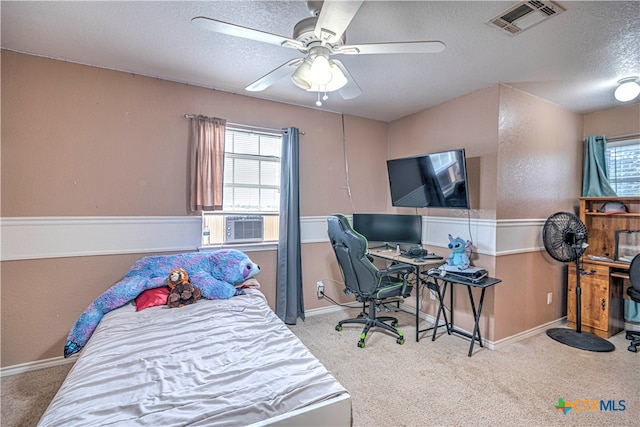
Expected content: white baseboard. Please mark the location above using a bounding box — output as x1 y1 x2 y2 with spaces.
1 354 77 378
491 318 567 349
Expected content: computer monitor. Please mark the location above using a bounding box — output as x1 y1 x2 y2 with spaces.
352 213 422 247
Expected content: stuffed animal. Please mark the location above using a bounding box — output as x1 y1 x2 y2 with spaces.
167 268 202 308
445 234 472 270
64 250 260 358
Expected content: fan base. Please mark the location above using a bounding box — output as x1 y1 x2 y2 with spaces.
547 328 615 352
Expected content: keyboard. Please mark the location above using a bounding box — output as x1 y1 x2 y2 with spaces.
414 254 444 262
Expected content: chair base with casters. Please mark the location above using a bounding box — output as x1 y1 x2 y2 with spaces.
335 295 410 348
625 330 640 353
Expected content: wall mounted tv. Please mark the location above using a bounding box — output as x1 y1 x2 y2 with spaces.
386 148 470 209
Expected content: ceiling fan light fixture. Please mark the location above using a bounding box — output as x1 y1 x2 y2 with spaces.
614 77 640 102
327 62 347 90
291 59 313 90
309 55 332 85
306 63 347 93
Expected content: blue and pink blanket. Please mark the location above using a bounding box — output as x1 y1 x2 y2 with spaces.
64 249 260 357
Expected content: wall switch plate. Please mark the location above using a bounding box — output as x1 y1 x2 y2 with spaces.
547 292 553 304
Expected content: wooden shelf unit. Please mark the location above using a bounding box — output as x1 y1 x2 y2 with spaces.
568 197 639 338
579 197 640 260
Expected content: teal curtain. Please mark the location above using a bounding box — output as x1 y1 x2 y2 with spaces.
582 135 617 197
276 127 304 324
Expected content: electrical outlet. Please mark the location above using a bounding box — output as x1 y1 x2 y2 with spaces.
317 281 324 298
547 292 553 304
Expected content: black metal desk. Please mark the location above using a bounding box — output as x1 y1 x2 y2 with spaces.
423 271 502 357
368 249 443 342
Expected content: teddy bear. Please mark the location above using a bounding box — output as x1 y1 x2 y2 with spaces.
166 268 202 308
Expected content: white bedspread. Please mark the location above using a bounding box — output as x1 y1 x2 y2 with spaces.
39 289 347 426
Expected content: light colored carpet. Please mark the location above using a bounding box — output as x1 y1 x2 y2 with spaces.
1 363 72 427
288 307 638 427
1 307 638 426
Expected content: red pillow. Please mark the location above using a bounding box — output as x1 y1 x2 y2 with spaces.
135 287 170 311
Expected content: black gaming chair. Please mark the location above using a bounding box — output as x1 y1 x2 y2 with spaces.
327 213 415 348
625 253 640 353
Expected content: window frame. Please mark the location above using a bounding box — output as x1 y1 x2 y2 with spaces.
201 125 282 247
605 137 640 197
222 126 282 213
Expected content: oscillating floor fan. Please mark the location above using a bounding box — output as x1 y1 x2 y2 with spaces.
542 212 615 352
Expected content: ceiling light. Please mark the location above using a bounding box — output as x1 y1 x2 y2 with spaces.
327 63 347 90
309 55 332 85
307 63 348 93
291 59 312 90
614 77 640 102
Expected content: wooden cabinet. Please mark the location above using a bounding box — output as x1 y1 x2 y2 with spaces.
567 262 624 338
567 197 639 337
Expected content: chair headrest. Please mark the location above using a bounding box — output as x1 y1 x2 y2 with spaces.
327 214 367 254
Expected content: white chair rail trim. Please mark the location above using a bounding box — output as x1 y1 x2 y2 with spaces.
0 216 545 261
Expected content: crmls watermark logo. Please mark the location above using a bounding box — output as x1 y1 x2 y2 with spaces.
554 397 626 415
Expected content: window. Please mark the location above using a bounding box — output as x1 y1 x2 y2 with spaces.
606 138 640 196
223 127 281 212
202 126 281 245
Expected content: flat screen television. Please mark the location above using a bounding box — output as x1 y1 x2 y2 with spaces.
352 213 422 246
386 148 470 209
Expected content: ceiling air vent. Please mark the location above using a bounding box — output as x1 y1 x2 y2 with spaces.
487 1 565 36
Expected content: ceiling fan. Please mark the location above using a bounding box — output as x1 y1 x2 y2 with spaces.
192 0 445 106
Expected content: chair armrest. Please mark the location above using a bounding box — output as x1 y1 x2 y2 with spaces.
379 263 415 276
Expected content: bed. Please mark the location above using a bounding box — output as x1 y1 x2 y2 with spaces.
38 288 351 426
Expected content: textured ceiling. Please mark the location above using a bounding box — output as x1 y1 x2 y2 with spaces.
2 1 639 122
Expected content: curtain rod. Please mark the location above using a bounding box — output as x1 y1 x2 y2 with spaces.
184 115 304 135
594 132 640 142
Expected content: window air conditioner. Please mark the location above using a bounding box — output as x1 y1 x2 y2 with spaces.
225 215 264 243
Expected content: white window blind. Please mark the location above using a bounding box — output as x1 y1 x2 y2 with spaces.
223 127 281 212
606 137 640 196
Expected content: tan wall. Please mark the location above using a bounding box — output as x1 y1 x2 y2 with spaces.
387 85 501 219
583 103 640 137
492 86 583 340
0 51 389 367
1 51 389 218
497 85 583 219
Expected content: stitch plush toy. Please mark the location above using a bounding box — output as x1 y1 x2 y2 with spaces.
167 268 202 308
445 234 472 270
64 249 260 358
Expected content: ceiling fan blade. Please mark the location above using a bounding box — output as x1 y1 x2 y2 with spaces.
332 60 362 100
314 0 364 44
246 58 304 92
192 16 305 50
335 41 446 55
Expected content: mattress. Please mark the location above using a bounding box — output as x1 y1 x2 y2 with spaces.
38 289 349 426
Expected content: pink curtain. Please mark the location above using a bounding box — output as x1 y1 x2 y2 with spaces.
189 116 226 212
